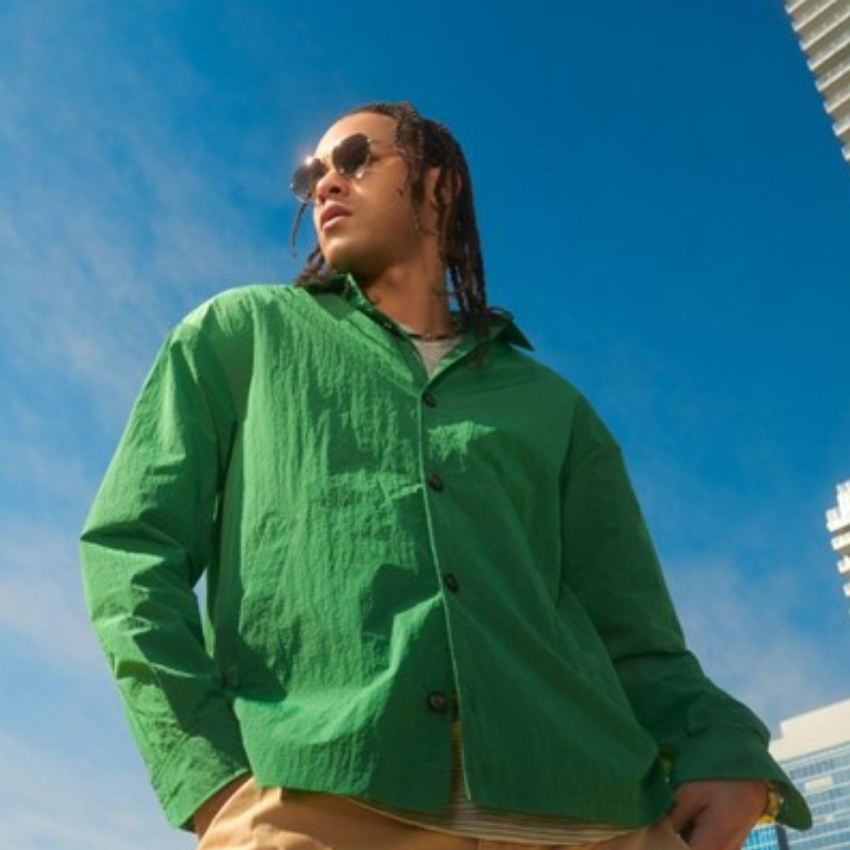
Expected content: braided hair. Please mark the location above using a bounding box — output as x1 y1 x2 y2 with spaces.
292 101 491 335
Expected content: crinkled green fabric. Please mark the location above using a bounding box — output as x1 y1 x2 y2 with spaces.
81 275 810 831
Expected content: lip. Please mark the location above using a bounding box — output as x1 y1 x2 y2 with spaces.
319 203 351 231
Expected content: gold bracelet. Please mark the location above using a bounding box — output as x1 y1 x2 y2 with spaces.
760 781 785 823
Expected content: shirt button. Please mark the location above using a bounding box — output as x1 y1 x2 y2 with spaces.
422 392 437 407
427 691 449 713
443 573 459 592
427 474 444 492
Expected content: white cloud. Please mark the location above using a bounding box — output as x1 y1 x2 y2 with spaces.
666 552 849 732
0 730 192 850
0 3 291 434
0 519 102 672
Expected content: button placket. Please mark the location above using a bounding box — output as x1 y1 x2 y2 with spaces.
420 381 458 720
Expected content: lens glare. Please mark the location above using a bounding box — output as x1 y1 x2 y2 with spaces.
291 159 324 203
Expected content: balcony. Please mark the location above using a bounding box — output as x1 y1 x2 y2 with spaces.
816 54 850 95
832 531 850 554
827 508 850 533
791 0 847 31
801 4 850 51
809 29 850 75
827 481 850 532
826 82 850 115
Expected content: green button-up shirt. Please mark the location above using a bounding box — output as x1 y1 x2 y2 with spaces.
81 276 809 831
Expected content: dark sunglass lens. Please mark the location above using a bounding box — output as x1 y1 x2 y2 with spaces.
291 159 327 201
333 134 371 176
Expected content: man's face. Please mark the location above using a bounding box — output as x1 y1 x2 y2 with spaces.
308 112 438 281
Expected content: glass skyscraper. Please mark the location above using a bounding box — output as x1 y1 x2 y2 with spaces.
745 823 784 850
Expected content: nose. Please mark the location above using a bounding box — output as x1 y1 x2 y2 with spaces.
314 166 347 204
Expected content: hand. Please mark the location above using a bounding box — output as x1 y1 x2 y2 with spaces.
194 773 251 838
668 779 768 850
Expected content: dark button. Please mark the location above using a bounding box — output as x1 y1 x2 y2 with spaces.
443 573 459 592
422 392 437 407
427 474 444 492
427 691 449 713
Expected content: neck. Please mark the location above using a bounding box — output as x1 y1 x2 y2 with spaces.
360 260 455 337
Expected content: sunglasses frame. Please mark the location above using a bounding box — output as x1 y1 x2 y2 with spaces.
291 133 395 203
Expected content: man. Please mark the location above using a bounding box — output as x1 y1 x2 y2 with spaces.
81 101 810 850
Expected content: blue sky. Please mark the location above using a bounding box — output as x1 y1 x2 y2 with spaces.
1 2 849 847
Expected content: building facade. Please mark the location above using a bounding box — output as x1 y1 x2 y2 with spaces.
783 0 850 166
769 699 850 849
826 480 850 615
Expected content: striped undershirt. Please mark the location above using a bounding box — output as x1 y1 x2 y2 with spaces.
351 723 633 846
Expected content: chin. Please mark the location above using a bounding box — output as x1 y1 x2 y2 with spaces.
320 241 351 271
324 251 352 273
324 248 368 278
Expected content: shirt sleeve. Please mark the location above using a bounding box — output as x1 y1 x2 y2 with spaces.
559 396 811 830
80 319 250 829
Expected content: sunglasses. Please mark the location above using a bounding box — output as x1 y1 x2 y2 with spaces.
290 133 394 203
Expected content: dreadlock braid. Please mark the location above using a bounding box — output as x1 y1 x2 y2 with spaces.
291 101 491 336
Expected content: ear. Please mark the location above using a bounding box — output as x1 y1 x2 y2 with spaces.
424 166 461 209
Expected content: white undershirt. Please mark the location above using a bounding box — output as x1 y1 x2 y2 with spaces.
409 335 462 375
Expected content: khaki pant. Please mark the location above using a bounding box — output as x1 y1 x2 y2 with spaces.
197 776 689 850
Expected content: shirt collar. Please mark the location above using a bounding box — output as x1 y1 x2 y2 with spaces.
302 273 533 351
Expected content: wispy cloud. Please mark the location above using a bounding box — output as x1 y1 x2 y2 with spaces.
0 3 292 434
0 515 191 847
0 731 191 850
0 519 100 671
666 552 849 732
